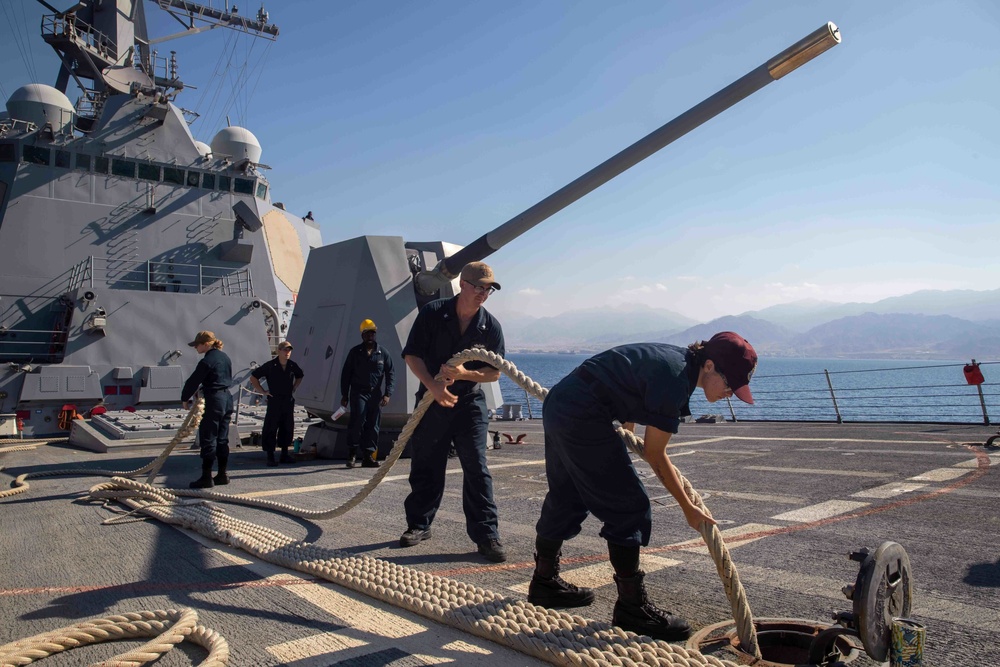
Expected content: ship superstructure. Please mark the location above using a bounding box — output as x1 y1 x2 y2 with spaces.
0 1 320 437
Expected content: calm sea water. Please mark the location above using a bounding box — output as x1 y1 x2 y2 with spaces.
498 353 999 424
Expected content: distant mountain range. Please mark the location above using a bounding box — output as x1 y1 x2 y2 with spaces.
500 288 1000 359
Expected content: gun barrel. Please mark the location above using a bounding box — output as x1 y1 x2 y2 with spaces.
421 22 840 288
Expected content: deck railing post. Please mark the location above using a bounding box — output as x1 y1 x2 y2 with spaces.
233 384 243 427
969 358 990 425
824 369 843 423
976 384 990 425
89 255 94 287
523 388 533 419
726 396 737 422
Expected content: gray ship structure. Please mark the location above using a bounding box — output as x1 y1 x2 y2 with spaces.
0 0 321 439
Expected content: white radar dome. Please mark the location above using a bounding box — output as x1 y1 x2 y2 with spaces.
6 84 75 133
194 140 212 157
210 126 262 163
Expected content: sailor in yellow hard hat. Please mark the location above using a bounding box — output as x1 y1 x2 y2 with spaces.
340 319 395 468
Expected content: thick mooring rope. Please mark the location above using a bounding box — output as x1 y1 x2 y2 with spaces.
85 478 740 667
0 607 229 667
1 352 760 665
0 399 205 500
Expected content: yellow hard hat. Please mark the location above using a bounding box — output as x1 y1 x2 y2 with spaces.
360 319 377 332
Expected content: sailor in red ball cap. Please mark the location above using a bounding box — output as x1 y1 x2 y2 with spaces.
527 332 757 642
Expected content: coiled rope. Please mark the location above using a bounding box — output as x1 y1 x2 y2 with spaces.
2 351 760 665
0 607 229 667
0 399 204 500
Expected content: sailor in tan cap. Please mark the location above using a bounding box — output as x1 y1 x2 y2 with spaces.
180 331 234 488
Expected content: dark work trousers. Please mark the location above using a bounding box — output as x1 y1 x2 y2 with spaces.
348 391 382 456
403 394 499 544
535 373 653 547
261 395 295 453
198 391 235 461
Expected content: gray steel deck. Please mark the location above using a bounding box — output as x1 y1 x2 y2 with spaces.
2 420 997 666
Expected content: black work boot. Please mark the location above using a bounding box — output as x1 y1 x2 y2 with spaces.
612 570 691 641
361 451 380 468
214 455 229 485
527 551 595 608
345 447 358 469
190 458 215 489
266 451 278 467
279 447 294 464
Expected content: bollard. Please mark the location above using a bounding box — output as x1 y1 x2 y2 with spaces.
889 618 924 667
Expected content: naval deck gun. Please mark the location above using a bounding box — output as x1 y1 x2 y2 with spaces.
290 23 841 458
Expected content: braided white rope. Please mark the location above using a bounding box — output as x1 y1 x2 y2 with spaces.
0 438 68 456
0 607 229 667
85 480 739 667
0 399 205 500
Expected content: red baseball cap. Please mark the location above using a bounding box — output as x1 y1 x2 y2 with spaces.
703 332 758 404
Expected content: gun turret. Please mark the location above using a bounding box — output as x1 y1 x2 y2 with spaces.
289 23 842 458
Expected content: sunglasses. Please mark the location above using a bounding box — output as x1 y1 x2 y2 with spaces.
463 280 496 295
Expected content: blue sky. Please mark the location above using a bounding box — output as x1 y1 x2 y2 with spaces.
2 0 998 322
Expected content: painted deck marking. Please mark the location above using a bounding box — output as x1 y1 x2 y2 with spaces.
697 489 804 505
955 454 1000 468
240 459 545 498
746 465 893 479
678 523 781 555
908 467 968 482
507 554 682 595
267 632 367 665
852 482 927 499
771 500 870 523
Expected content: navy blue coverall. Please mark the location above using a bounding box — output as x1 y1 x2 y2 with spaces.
536 343 697 547
401 296 505 544
340 342 395 458
181 348 235 461
251 357 304 454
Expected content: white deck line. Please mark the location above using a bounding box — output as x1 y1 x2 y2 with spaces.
908 467 970 482
745 465 894 478
770 500 869 523
851 482 927 499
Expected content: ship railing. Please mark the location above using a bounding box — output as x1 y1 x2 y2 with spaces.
132 50 177 88
502 359 998 426
0 119 38 138
73 256 255 297
0 328 68 363
711 360 998 425
41 14 115 63
74 86 107 122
